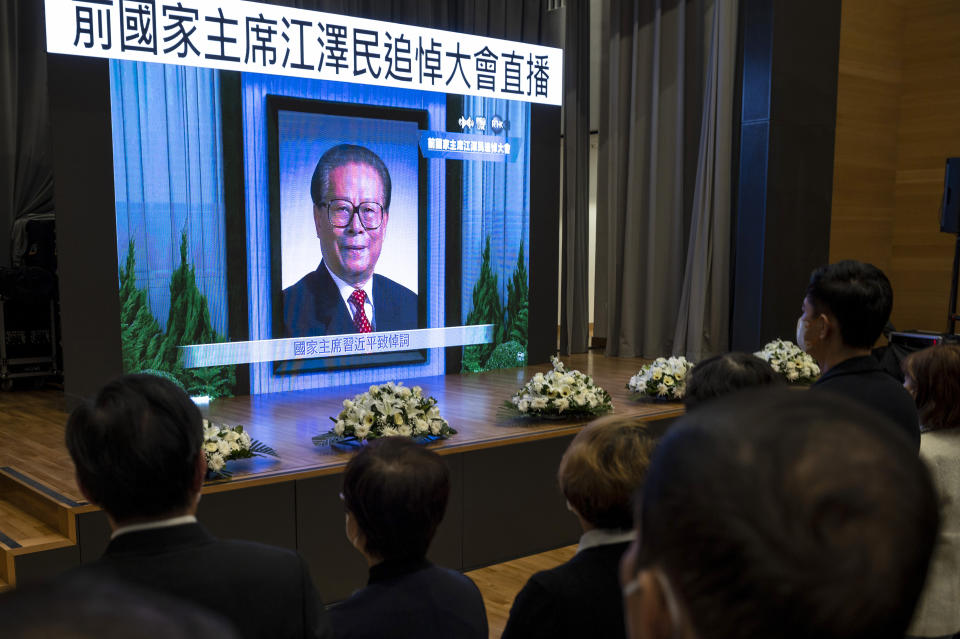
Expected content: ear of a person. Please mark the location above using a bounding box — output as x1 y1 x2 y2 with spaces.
634 568 683 639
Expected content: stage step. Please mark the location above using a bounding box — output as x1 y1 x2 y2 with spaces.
0 468 83 587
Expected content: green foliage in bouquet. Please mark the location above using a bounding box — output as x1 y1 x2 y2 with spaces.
203 420 278 479
507 356 613 419
627 356 695 400
313 382 456 446
119 234 236 398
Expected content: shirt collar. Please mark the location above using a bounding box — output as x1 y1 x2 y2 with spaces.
323 262 374 312
368 557 431 585
577 528 636 553
111 515 198 540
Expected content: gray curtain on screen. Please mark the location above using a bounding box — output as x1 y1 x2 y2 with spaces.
594 0 737 360
559 0 591 355
0 0 56 267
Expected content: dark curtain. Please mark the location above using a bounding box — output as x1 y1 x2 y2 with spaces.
0 0 56 267
594 0 737 360
559 0 591 355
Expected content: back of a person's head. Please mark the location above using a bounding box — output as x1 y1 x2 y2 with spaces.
806 260 893 348
558 416 656 530
65 374 203 522
0 575 238 639
903 343 960 431
684 352 782 409
637 388 938 639
342 437 450 561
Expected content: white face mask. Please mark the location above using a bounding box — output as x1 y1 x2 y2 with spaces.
796 316 808 352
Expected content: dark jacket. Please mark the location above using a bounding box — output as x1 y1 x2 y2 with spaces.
811 355 920 448
73 523 330 639
282 261 417 338
330 558 487 639
501 541 630 639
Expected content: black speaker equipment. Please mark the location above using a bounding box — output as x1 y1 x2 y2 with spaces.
941 158 960 233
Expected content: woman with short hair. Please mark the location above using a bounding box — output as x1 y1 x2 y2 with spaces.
501 416 657 639
903 344 960 639
330 437 487 639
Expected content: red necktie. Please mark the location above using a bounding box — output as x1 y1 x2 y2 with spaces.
349 289 372 333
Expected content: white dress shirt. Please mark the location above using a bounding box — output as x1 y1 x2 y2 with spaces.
324 262 376 331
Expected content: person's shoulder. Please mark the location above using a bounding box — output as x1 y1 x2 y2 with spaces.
372 273 416 301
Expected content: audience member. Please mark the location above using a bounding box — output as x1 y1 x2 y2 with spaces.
501 416 656 639
799 259 919 447
683 352 781 409
621 388 938 639
330 437 487 639
0 575 239 639
903 345 960 639
66 374 330 639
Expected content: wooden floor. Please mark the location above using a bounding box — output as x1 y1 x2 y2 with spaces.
468 544 579 638
0 352 681 503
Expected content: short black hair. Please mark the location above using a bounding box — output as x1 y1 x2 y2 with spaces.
65 374 203 522
684 352 782 409
310 144 392 210
806 260 893 348
342 437 449 562
0 575 237 639
637 388 938 639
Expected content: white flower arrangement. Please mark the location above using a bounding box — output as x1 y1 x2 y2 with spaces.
203 419 278 478
754 339 820 384
627 356 696 400
507 356 613 418
313 382 456 446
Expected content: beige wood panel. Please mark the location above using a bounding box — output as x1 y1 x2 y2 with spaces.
891 0 960 332
467 545 578 639
829 0 904 272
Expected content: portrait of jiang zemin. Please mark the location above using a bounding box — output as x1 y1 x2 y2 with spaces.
281 143 418 339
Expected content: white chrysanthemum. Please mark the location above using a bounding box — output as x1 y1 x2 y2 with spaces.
217 440 231 456
531 397 548 410
355 422 371 439
204 441 218 453
657 383 669 396
429 420 443 435
208 453 225 473
334 420 346 436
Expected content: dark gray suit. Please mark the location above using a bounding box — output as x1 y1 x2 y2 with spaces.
281 261 417 338
73 523 330 639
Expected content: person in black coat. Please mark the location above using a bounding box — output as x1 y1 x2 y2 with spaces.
330 437 487 639
65 374 330 639
798 260 919 447
501 416 658 639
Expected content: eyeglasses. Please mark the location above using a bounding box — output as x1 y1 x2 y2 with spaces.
321 199 385 230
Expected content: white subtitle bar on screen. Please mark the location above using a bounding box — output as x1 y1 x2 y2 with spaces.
178 325 494 369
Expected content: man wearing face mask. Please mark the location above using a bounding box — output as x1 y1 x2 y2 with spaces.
798 260 919 448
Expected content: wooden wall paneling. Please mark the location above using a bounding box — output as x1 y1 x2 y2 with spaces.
891 0 960 332
829 0 904 272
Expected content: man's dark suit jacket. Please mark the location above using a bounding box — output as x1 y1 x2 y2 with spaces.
500 541 630 639
282 261 417 337
329 558 487 639
811 355 920 449
73 523 330 639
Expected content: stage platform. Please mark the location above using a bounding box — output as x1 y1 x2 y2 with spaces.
0 352 682 598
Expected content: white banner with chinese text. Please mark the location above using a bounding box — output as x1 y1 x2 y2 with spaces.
45 0 562 105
